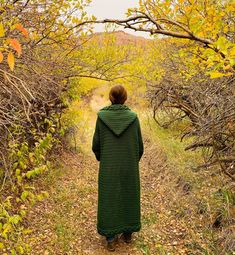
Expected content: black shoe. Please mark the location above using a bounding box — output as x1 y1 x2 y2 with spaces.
121 232 132 243
106 236 117 252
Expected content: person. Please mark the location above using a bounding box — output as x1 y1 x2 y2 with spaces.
92 85 144 252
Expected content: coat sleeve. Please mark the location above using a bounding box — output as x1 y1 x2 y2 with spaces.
92 117 100 161
136 117 144 161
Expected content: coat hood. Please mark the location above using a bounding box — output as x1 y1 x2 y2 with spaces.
98 104 137 137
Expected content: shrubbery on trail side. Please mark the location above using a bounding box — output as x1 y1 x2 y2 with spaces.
147 44 235 180
0 0 92 253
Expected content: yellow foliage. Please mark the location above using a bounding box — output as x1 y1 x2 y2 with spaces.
0 51 3 63
0 23 5 37
135 0 235 78
7 52 15 71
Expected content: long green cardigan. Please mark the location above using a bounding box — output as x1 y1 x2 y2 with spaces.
92 103 144 237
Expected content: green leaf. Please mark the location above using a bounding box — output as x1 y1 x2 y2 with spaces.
15 169 21 176
0 242 4 250
9 214 22 225
21 190 29 201
17 246 24 254
10 249 17 255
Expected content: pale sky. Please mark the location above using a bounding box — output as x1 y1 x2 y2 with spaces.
87 0 150 38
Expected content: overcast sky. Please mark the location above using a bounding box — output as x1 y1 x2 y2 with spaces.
87 0 150 38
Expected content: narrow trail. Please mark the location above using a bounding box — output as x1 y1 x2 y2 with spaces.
26 136 189 255
25 88 198 254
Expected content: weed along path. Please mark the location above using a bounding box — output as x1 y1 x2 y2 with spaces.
25 90 215 255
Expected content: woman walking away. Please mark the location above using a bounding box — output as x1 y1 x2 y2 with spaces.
92 85 144 252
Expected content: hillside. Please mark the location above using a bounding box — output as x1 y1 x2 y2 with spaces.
90 30 152 47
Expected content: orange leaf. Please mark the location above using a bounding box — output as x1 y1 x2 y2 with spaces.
8 38 22 56
7 52 15 71
0 51 3 63
15 23 29 38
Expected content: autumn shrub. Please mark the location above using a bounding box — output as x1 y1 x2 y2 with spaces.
146 48 235 253
147 62 235 180
0 0 94 253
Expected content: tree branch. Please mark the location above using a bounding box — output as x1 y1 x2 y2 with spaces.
71 15 213 46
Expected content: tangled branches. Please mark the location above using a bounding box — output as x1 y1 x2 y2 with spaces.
147 72 235 180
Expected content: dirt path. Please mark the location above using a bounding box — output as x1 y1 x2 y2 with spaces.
25 88 202 254
25 123 193 255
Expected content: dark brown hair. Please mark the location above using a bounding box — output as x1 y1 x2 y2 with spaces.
109 85 127 104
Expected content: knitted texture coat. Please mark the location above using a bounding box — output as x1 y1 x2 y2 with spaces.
92 103 144 237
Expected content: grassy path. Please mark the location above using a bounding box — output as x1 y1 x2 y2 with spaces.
24 88 224 254
24 120 194 255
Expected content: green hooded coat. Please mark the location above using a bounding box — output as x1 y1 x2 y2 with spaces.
92 104 144 237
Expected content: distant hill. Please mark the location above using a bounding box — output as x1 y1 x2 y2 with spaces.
90 30 152 47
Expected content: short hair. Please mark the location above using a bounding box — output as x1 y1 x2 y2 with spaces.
109 85 127 104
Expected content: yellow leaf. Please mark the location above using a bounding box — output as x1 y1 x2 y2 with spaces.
224 72 233 77
8 39 22 56
223 64 231 70
7 52 15 71
230 46 235 56
0 23 5 37
0 51 3 63
210 71 224 79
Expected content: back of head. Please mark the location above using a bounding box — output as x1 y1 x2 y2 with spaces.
109 85 127 105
